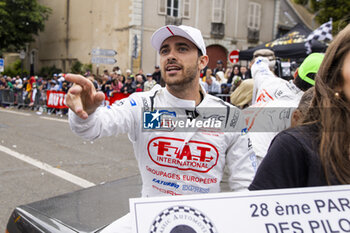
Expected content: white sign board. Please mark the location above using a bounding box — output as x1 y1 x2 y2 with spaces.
130 185 350 233
0 59 4 72
19 50 26 59
91 57 116 65
91 48 117 57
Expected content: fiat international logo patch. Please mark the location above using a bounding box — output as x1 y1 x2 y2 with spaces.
147 137 219 173
150 206 217 233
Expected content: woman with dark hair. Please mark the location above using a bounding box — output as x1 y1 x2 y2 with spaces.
227 64 241 85
249 24 350 190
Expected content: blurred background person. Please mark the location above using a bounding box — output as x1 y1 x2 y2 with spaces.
213 59 225 75
143 73 157 92
249 25 350 189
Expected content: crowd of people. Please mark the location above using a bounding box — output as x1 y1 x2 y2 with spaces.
0 65 164 111
0 60 256 115
1 45 272 113
199 61 253 96
0 61 252 100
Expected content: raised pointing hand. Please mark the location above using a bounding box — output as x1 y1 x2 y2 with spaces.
65 74 105 119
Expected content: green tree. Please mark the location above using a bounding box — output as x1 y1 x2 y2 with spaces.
3 59 28 77
0 0 51 52
71 60 92 75
294 0 350 34
39 65 62 79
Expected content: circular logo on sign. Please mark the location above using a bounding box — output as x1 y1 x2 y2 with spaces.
150 206 217 233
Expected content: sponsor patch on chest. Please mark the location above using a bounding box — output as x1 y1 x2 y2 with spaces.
147 137 219 173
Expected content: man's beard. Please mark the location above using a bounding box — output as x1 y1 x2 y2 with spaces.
161 61 199 87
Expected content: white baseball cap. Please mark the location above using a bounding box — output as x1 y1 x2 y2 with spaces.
151 25 206 56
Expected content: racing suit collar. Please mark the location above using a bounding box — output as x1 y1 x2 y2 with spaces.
163 87 196 108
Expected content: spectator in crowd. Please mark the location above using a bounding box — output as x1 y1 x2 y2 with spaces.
143 73 157 92
61 81 69 93
87 75 98 90
125 69 134 82
216 70 230 94
137 69 147 82
14 79 23 90
133 74 144 92
202 76 221 95
49 80 59 91
224 66 232 81
6 77 13 89
46 80 59 114
0 76 6 106
249 25 350 189
52 73 58 83
121 76 135 94
65 24 256 232
228 64 241 85
199 65 208 79
240 66 251 80
29 76 36 89
202 67 214 82
118 73 125 84
22 78 28 103
15 75 22 85
40 79 48 90
57 74 66 90
213 59 225 74
84 69 91 77
101 75 112 96
103 69 109 78
215 71 226 84
13 79 23 106
95 76 103 91
152 65 163 86
110 74 123 95
109 72 115 81
230 75 242 93
113 66 120 73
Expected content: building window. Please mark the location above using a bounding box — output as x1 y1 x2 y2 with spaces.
167 0 180 17
159 0 190 18
212 0 224 23
248 2 261 30
182 0 190 18
211 23 225 39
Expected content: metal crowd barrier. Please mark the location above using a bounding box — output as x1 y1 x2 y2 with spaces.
0 89 47 110
216 94 231 103
1 89 15 106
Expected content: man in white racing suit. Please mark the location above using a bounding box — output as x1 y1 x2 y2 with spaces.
248 52 324 164
251 52 304 106
65 25 256 232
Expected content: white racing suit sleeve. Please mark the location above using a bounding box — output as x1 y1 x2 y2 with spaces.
251 56 276 104
225 110 257 191
68 96 138 142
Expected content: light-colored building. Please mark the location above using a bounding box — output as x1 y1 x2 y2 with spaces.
26 0 279 75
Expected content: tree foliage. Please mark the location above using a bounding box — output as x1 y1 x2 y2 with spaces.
39 65 62 79
71 61 92 75
3 59 28 77
295 0 350 34
0 0 51 51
